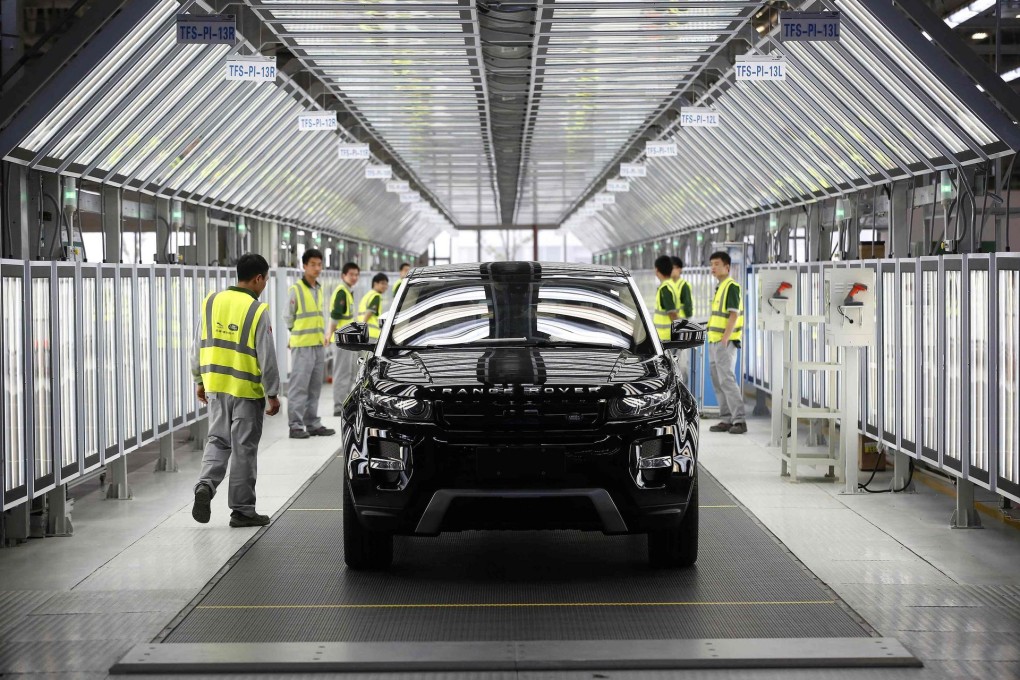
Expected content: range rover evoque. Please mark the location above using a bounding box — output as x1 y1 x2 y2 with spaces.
334 262 705 570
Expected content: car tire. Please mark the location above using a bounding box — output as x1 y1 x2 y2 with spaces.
343 473 393 570
647 474 698 568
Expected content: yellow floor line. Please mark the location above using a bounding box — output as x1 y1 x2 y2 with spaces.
196 600 837 610
289 506 739 511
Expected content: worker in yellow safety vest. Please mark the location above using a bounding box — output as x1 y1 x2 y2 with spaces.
329 261 361 415
391 262 411 299
669 256 694 320
706 250 746 435
668 256 695 385
191 253 280 528
652 255 678 342
358 273 390 341
286 249 336 440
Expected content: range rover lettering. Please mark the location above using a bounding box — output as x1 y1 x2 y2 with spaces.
335 262 704 570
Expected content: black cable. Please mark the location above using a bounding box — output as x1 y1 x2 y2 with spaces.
157 215 172 263
41 192 65 260
859 456 914 494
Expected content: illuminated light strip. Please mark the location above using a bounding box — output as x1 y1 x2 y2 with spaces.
944 0 995 29
196 600 839 610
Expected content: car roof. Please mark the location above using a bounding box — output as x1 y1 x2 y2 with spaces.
405 261 630 281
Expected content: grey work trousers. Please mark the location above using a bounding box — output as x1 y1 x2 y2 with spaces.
332 347 359 412
709 341 745 424
195 394 264 517
288 345 325 431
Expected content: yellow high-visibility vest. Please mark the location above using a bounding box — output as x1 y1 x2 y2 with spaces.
669 278 692 319
198 290 267 399
331 283 355 325
289 281 324 348
392 278 404 297
707 277 743 343
653 280 675 342
359 290 383 341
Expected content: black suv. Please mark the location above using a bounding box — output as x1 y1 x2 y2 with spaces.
335 262 704 570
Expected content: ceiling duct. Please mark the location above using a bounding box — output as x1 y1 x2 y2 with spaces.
478 2 535 224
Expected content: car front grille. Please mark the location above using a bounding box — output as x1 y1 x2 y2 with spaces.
438 400 603 431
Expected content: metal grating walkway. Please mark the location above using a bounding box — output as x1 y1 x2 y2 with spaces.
157 458 873 645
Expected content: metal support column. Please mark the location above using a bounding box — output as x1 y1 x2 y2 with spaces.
3 163 33 259
45 486 73 536
105 456 132 500
155 433 179 472
951 479 983 528
889 181 910 258
2 503 30 545
102 184 122 262
842 349 862 494
196 206 210 265
890 449 915 493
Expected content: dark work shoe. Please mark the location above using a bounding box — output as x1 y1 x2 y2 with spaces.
729 422 748 435
308 426 336 437
289 429 310 439
192 484 212 524
709 422 732 432
229 512 271 528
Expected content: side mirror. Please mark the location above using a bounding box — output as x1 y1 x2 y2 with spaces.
661 319 706 351
335 322 374 350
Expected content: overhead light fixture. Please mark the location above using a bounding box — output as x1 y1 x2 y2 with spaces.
944 0 995 29
972 31 989 40
1002 66 1020 81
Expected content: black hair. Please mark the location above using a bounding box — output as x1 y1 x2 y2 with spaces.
302 248 324 265
372 273 389 285
670 256 683 270
653 255 673 277
236 253 270 282
709 250 731 266
399 262 411 270
342 261 360 275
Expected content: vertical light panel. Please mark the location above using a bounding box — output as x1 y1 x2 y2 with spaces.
58 276 77 470
900 269 916 449
120 277 136 444
183 273 195 419
799 270 810 404
171 273 185 422
137 275 153 436
881 270 896 445
970 268 990 474
3 272 26 496
32 277 53 484
945 269 963 464
103 275 118 455
921 268 939 457
154 273 169 427
999 267 1019 493
81 275 100 463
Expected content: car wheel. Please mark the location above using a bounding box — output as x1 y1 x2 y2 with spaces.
343 473 393 570
647 474 698 568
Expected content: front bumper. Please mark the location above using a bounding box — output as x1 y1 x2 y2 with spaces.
343 415 698 536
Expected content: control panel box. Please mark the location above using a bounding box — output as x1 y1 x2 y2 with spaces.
823 268 876 347
757 270 798 332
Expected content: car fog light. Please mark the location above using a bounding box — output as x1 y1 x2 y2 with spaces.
634 437 673 469
369 458 406 472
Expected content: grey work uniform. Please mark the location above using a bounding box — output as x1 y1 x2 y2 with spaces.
330 282 359 411
708 278 746 425
191 287 281 518
286 278 326 432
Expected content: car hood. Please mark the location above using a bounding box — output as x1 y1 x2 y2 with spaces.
371 347 671 400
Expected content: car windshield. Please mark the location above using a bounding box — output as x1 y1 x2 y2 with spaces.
386 278 654 353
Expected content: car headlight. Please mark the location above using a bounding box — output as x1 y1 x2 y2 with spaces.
608 391 673 420
363 391 433 422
